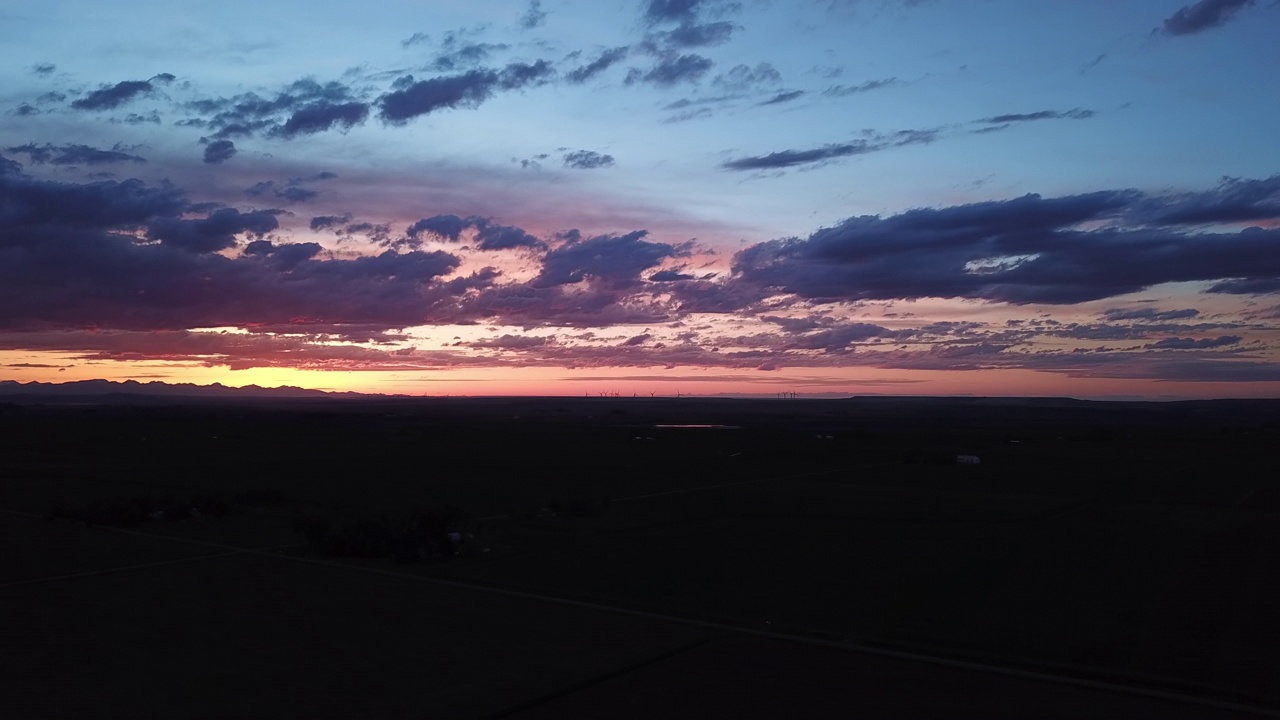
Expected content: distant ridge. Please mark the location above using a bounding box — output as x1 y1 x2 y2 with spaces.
0 379 369 401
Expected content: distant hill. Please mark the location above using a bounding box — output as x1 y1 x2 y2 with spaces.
0 379 368 402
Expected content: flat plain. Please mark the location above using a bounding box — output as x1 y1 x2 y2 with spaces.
1 396 1277 718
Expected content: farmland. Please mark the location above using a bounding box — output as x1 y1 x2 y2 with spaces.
1 396 1277 717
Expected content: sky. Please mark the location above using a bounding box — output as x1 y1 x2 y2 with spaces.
1 0 1279 398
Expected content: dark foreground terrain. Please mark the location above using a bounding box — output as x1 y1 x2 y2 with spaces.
1 395 1278 718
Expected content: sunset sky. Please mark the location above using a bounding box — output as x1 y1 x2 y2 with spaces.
2 0 1278 398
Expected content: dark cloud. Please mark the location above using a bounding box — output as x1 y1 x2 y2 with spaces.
310 214 353 231
1160 0 1254 36
32 63 56 76
520 0 548 29
972 124 1010 135
623 333 652 346
713 63 781 91
274 101 369 138
534 230 682 289
1205 276 1280 295
730 187 1280 305
185 78 363 140
429 43 510 72
649 269 696 281
643 21 737 52
723 129 938 171
498 60 555 88
0 165 186 228
565 47 630 83
0 165 466 331
563 150 615 169
6 143 146 166
202 139 236 164
726 143 872 170
404 214 544 250
120 111 161 125
1103 308 1201 322
644 0 707 23
70 76 172 111
147 208 282 254
643 0 736 25
1144 335 1242 349
784 322 897 351
9 104 40 117
407 214 474 242
758 90 805 106
822 77 897 96
470 334 548 349
980 108 1095 124
245 179 319 204
627 54 714 87
473 223 545 250
241 240 325 269
379 61 553 123
1127 175 1280 226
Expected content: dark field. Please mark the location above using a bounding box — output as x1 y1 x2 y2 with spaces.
2 396 1278 718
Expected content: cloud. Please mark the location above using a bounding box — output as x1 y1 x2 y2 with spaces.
534 230 682 289
429 43 510 72
722 129 938 171
623 333 652 346
520 0 548 29
470 334 548 349
120 111 161 125
713 63 781 91
643 21 737 52
245 179 321 204
379 61 553 123
758 90 805 106
643 0 725 24
627 54 714 87
1143 335 1242 349
979 108 1095 124
822 77 897 96
32 63 56 76
407 214 474 242
184 78 365 140
1079 54 1107 73
241 240 326 269
1103 308 1201 322
147 208 282 254
729 186 1280 305
70 77 167 111
1127 175 1280 226
664 107 714 123
649 268 696 281
563 150 616 169
404 214 544 250
0 166 469 331
401 32 432 48
472 223 545 250
202 139 236 164
274 101 369 138
5 143 146 165
310 214 353 231
565 47 630 83
1160 0 1254 36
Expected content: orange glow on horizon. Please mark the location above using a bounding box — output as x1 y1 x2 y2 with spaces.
4 350 1278 400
